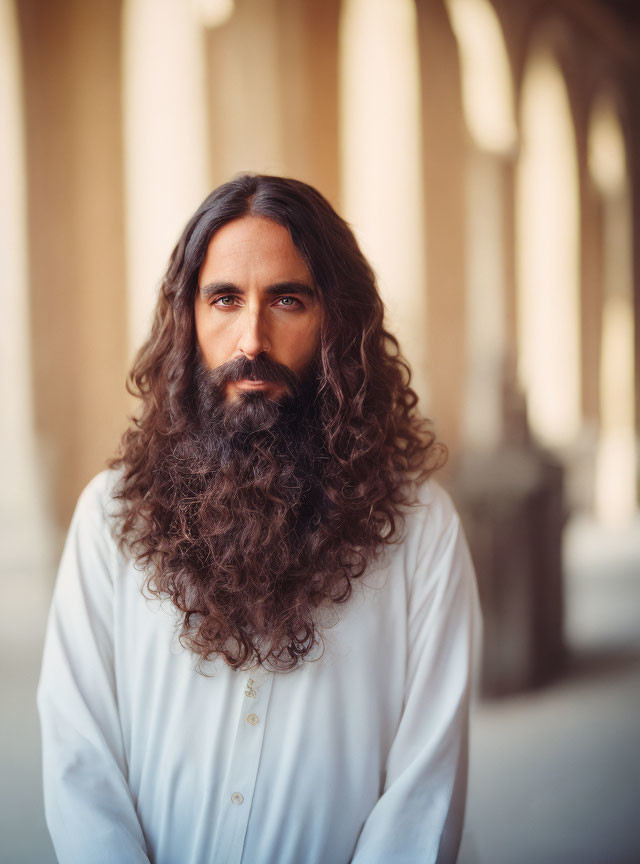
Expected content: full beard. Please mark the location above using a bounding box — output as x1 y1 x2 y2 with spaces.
155 353 334 669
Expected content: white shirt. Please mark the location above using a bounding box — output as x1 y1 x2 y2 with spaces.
38 469 480 864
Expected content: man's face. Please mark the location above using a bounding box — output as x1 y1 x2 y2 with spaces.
195 216 322 403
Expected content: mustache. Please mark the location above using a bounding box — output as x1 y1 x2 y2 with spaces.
203 354 302 393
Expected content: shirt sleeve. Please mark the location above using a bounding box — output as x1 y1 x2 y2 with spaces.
37 474 150 863
351 487 481 864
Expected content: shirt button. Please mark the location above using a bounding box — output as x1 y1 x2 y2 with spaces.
246 713 259 726
231 792 244 805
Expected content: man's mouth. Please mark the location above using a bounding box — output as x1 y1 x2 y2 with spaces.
198 354 302 405
235 379 270 389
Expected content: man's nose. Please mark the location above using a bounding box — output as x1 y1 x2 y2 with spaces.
237 308 271 359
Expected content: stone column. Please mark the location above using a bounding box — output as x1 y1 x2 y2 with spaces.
595 187 637 524
0 0 52 600
18 0 128 534
122 0 211 357
416 0 467 452
461 146 509 450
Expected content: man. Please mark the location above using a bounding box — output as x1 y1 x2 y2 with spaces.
38 174 480 863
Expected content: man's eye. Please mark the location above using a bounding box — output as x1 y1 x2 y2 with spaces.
276 296 300 308
213 295 238 307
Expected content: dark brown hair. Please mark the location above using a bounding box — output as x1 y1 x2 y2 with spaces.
110 174 446 671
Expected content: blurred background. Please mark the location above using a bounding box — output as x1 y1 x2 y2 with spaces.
1 0 639 861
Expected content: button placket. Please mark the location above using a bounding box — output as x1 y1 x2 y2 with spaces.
217 670 274 864
242 672 265 727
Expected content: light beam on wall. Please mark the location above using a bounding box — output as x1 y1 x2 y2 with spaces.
589 97 626 196
446 0 516 154
339 0 429 409
191 0 235 29
516 51 581 447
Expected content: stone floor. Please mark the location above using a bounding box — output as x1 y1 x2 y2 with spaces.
0 563 55 864
1 515 638 863
460 514 640 864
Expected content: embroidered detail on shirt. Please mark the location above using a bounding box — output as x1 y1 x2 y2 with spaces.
245 678 257 698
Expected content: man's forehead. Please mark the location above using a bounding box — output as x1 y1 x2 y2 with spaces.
201 216 308 267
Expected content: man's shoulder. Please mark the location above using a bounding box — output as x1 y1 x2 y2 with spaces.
53 469 128 599
404 477 459 539
72 467 124 532
396 477 468 588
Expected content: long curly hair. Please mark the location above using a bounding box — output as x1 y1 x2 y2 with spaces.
110 174 446 671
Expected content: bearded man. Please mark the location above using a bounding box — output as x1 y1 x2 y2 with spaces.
38 174 480 864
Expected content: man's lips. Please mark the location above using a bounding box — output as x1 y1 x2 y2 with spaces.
233 379 272 389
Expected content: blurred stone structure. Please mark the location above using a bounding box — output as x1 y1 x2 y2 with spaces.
452 368 566 696
2 0 639 691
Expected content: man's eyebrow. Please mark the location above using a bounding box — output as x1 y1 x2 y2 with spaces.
199 281 237 299
264 281 316 301
199 281 317 301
